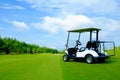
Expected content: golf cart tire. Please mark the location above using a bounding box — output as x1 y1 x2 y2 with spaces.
85 54 94 64
63 54 69 62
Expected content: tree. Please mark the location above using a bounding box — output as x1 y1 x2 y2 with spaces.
0 36 4 52
0 37 59 55
2 37 13 54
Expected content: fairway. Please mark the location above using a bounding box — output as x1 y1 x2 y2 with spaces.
0 53 120 80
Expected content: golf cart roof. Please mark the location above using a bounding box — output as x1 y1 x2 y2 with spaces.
68 28 101 33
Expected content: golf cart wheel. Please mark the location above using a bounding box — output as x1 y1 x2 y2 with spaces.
63 54 69 62
86 55 94 64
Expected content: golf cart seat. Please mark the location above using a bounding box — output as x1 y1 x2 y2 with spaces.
86 41 100 48
86 41 100 52
68 48 78 54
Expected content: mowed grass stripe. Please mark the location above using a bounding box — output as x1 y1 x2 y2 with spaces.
0 54 63 80
61 55 120 80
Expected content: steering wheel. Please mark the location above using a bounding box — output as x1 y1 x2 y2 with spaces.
76 40 81 45
74 40 81 48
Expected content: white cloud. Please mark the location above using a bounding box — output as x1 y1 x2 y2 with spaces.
0 3 24 10
32 14 94 34
4 19 29 31
106 20 120 31
92 17 120 31
91 0 119 15
31 14 120 40
91 17 120 38
12 21 29 31
61 15 94 30
32 16 60 34
18 0 120 16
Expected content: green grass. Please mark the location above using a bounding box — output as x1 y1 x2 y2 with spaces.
0 54 63 80
0 52 120 80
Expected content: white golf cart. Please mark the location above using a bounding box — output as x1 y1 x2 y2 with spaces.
63 28 115 63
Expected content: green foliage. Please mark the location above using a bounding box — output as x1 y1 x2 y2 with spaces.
0 36 58 55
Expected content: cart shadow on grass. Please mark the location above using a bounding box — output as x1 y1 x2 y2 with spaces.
65 57 118 64
104 57 118 64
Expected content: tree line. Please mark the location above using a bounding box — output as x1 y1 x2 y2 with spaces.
0 36 58 55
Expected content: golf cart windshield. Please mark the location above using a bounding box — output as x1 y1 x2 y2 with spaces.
66 28 101 49
66 33 81 48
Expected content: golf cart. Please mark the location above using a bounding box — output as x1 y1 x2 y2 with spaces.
63 28 115 63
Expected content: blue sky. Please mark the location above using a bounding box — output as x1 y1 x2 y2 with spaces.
0 0 120 50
